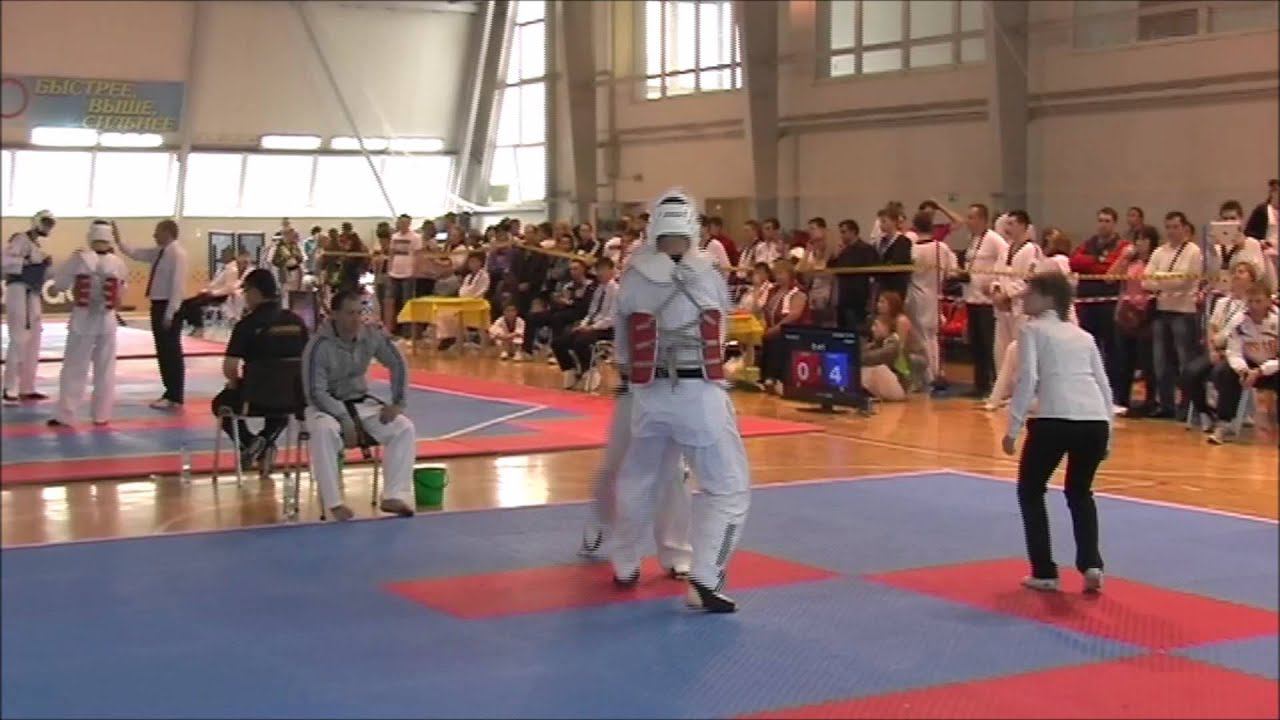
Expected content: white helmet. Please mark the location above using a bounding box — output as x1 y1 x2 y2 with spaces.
646 188 700 248
87 219 113 248
31 210 56 236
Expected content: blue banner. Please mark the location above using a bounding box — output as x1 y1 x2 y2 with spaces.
1 75 184 133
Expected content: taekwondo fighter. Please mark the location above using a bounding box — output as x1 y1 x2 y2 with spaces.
3 210 56 403
609 188 751 613
47 220 129 427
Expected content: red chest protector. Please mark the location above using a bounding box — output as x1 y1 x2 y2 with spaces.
626 309 725 385
73 274 121 309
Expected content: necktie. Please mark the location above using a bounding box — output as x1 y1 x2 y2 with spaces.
586 285 602 324
145 245 167 298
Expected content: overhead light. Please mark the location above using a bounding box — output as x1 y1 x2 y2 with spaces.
388 137 445 153
31 127 99 147
99 132 164 148
259 134 323 150
330 136 390 151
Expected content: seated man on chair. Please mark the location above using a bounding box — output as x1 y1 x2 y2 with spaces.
179 248 249 336
552 256 619 389
213 269 310 469
303 288 417 521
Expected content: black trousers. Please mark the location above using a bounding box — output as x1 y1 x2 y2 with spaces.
965 303 995 395
149 300 185 404
1213 363 1279 423
176 293 227 329
1111 329 1155 408
760 334 788 383
1017 418 1108 579
523 308 581 354
1181 354 1219 420
1078 301 1118 381
552 328 613 372
211 387 288 448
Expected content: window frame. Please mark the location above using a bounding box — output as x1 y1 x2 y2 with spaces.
819 1 987 81
487 0 550 207
641 0 743 101
1070 0 1279 51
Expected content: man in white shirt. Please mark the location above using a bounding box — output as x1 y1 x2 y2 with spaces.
176 248 248 336
1212 200 1276 293
3 210 56 403
1142 211 1203 419
116 218 189 409
697 215 731 275
552 256 619 389
990 210 1041 378
1209 280 1279 444
937 201 1008 397
907 211 958 388
387 214 423 337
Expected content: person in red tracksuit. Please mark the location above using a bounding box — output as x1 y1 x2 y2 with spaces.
1070 207 1131 393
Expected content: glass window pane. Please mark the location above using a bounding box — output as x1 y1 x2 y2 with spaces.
862 0 904 44
1209 0 1279 32
488 146 517 203
960 36 985 62
240 154 313 217
183 153 242 216
506 26 523 85
0 151 12 209
312 156 386 217
910 0 955 38
1074 0 1137 48
519 22 545 80
11 151 92 216
519 82 546 145
830 53 857 77
646 1 664 76
1137 6 1199 40
665 1 698 72
383 155 451 218
861 47 904 74
830 1 857 50
909 41 953 67
699 68 731 91
699 2 724 67
515 0 545 24
666 71 697 95
515 145 546 203
494 87 520 147
92 152 176 217
645 76 664 99
960 0 984 31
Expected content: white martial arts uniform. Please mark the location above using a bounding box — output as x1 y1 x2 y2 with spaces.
907 238 958 383
581 387 693 573
610 193 750 595
3 228 53 397
50 245 128 424
990 239 1041 376
302 319 415 511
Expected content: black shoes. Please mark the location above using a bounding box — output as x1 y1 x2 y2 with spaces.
686 579 737 613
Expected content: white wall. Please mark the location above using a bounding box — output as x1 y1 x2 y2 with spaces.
1 0 476 148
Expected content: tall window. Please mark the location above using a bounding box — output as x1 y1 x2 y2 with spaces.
3 149 175 218
643 1 742 99
1074 0 1278 49
824 1 985 78
489 0 547 206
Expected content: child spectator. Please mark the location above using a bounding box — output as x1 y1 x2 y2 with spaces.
489 304 527 361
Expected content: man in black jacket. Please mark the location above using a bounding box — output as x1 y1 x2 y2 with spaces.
875 207 913 298
830 219 879 334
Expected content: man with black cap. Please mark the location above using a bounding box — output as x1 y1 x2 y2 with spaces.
213 268 310 470
3 210 56 403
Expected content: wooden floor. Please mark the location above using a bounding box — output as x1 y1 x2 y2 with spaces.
2 347 1276 548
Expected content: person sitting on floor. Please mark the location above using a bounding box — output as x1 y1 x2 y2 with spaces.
552 256 619 389
488 303 526 361
212 269 310 470
302 289 416 521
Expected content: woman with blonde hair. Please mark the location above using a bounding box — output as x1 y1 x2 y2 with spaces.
759 259 807 394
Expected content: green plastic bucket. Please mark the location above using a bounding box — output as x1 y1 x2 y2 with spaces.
414 465 449 507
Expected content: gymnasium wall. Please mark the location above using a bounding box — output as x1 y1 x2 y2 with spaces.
0 0 476 147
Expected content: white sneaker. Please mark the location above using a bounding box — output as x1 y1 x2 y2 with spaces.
513 351 526 362
1083 568 1104 593
561 370 580 390
1208 424 1235 445
498 351 510 361
1112 405 1129 417
149 398 181 410
1021 576 1060 592
546 355 558 366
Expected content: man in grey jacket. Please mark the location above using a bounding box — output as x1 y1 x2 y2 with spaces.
302 288 416 520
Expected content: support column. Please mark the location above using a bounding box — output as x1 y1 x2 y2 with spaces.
737 0 780 221
455 0 513 206
561 1 597 222
987 0 1029 212
173 0 203 221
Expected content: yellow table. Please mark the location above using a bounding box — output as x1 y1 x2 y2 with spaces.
397 297 491 354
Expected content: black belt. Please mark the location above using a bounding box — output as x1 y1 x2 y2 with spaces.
654 368 705 379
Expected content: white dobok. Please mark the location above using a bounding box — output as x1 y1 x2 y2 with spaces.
3 211 55 398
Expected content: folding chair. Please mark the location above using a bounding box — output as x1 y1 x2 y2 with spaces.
582 339 614 394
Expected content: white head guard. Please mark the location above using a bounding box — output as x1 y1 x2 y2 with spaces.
31 210 56 236
629 187 711 283
87 219 113 248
